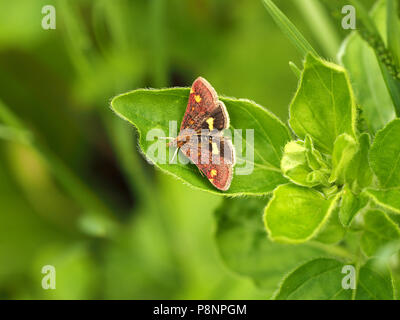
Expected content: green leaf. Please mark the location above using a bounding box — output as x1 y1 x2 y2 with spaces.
274 258 395 300
329 133 358 185
339 185 369 227
281 136 329 187
346 133 373 192
355 260 395 300
264 184 340 243
369 119 400 188
313 206 346 245
365 188 400 214
281 141 309 184
289 54 356 154
372 239 400 272
304 135 328 171
281 141 318 187
214 197 323 296
274 258 351 299
361 210 400 257
111 88 290 196
261 0 318 57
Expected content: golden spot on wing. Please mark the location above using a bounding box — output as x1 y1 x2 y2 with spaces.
189 119 194 125
210 169 217 177
194 94 202 103
190 88 194 94
211 142 219 154
206 117 214 130
209 178 214 183
191 106 195 111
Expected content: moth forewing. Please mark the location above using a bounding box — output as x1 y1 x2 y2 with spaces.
218 101 230 130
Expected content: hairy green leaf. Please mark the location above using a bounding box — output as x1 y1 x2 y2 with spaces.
304 135 327 171
289 54 356 154
361 210 400 257
281 141 312 187
281 136 329 187
313 206 346 245
214 197 323 296
346 133 373 192
274 258 350 300
264 184 340 243
111 88 290 196
274 258 394 300
369 119 400 189
356 260 395 300
365 188 400 214
329 133 358 185
339 185 369 227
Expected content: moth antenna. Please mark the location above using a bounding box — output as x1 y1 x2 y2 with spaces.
158 136 175 140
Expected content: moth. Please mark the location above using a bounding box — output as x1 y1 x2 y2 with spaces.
167 77 235 191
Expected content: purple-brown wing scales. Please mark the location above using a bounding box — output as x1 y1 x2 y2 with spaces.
180 136 235 191
180 77 229 132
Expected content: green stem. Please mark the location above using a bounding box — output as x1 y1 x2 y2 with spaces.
56 0 92 79
387 0 400 66
262 0 319 58
0 124 31 145
293 0 340 59
150 0 168 87
289 61 301 79
308 240 356 261
349 0 400 117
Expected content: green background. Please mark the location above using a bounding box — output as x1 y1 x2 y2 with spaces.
0 0 374 299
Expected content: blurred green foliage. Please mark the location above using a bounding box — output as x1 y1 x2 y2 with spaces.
0 0 353 299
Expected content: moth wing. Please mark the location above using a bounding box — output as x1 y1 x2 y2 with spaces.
180 135 235 191
180 77 229 132
199 101 230 132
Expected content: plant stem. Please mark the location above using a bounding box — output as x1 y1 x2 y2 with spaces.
0 124 31 145
293 0 340 59
349 0 400 117
150 0 168 87
308 240 356 261
289 61 301 79
387 0 400 66
262 0 319 58
56 0 92 79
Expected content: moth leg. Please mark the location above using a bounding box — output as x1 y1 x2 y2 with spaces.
197 167 205 177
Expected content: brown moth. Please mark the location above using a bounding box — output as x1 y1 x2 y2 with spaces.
168 77 235 191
